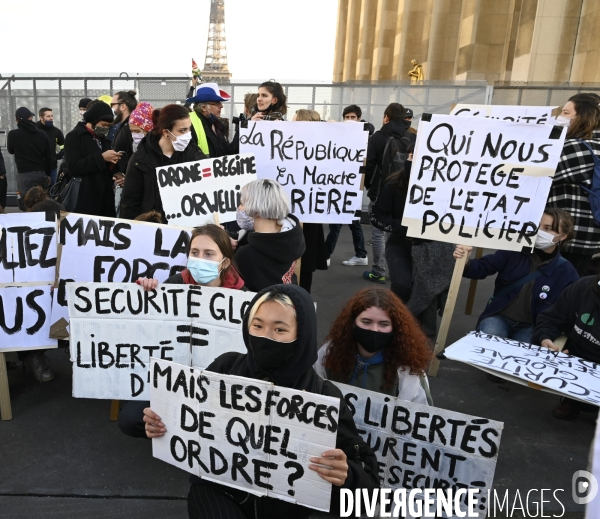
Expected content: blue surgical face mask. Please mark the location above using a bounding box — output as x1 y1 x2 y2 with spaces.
187 257 225 284
236 208 255 231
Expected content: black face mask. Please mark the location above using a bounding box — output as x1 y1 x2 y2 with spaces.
248 335 297 373
353 325 394 353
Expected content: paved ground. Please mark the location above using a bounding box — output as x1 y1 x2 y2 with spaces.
0 223 593 518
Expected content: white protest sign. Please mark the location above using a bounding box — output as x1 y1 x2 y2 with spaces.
150 358 338 512
332 381 502 518
51 213 191 337
402 114 566 251
0 284 57 352
240 121 368 224
0 212 57 283
445 331 600 404
451 104 559 125
67 282 255 400
156 153 257 227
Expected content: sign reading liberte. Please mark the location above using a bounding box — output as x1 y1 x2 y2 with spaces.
240 121 368 224
402 114 566 251
67 282 255 400
151 358 339 512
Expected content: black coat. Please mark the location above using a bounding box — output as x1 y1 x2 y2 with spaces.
235 215 306 292
199 112 232 158
120 133 206 221
64 122 115 217
192 284 380 519
36 121 65 169
113 115 133 173
7 120 53 175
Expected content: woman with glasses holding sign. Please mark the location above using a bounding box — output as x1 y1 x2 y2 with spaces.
118 224 246 437
144 284 379 519
314 287 433 404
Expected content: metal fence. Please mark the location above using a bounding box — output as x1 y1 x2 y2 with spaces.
1 75 599 205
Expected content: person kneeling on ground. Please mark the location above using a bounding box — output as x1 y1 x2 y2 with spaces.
454 208 579 345
118 224 245 437
533 275 600 420
314 287 433 404
143 285 380 519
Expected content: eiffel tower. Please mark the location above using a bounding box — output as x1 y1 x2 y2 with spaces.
201 0 232 82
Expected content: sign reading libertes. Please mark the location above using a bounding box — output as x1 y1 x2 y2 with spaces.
402 114 566 251
151 358 339 512
333 382 503 518
156 153 257 227
240 121 368 224
67 282 255 400
450 104 559 125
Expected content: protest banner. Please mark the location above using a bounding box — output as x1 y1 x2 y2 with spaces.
150 357 339 512
402 114 566 251
450 104 559 124
445 331 600 405
0 283 57 352
0 212 57 283
67 282 256 400
50 213 191 338
239 121 368 224
332 381 502 518
156 153 257 227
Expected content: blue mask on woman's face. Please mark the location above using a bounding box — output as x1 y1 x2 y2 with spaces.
187 257 224 284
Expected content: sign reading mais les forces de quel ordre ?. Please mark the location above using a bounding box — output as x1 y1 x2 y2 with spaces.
402 114 566 250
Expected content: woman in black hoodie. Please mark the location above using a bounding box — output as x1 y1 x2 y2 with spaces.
144 284 380 518
120 104 206 221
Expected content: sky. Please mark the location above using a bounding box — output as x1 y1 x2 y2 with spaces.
0 0 339 82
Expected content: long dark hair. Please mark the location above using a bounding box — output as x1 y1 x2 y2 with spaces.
151 104 191 136
256 80 287 115
567 93 600 139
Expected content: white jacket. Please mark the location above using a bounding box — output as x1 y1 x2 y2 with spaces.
313 344 432 405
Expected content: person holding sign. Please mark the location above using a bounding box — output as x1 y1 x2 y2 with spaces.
118 224 246 437
120 104 206 221
454 208 579 346
314 287 432 404
547 93 600 275
143 284 379 518
234 179 306 292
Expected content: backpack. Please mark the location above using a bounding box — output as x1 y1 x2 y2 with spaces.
577 139 600 226
368 133 414 201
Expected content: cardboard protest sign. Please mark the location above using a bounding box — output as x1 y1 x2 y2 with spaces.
402 114 566 251
0 284 57 352
150 358 339 511
156 153 257 227
333 381 502 518
240 121 368 224
450 104 559 125
445 331 600 404
0 212 57 283
67 282 255 400
51 213 191 338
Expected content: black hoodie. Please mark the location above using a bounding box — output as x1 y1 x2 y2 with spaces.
7 120 53 175
235 215 306 292
120 132 206 221
36 120 65 168
533 275 600 363
196 284 380 518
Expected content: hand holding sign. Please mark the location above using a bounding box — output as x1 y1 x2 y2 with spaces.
309 449 348 487
143 407 166 438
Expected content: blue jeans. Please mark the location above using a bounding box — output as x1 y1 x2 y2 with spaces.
477 315 534 343
325 222 367 259
368 201 386 276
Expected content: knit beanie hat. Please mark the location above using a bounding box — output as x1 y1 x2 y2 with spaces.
84 101 114 125
129 102 154 132
79 97 92 109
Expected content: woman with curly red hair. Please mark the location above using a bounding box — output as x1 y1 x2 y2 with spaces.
314 287 433 404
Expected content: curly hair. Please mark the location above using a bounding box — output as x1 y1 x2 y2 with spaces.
323 288 432 391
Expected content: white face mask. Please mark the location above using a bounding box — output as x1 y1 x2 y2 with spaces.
132 132 144 144
555 115 572 127
80 109 86 118
535 229 560 250
169 130 192 152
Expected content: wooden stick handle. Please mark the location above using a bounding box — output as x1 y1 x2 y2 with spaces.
0 352 12 420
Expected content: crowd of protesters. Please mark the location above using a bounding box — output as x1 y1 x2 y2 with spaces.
3 79 600 517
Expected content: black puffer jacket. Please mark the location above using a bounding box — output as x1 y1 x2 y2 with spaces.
120 133 206 221
64 122 115 217
192 284 380 519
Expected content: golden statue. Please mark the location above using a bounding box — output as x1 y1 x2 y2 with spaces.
408 59 424 84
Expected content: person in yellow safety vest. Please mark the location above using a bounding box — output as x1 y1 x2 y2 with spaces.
185 82 232 158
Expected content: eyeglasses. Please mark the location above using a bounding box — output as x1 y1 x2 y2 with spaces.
110 102 123 107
